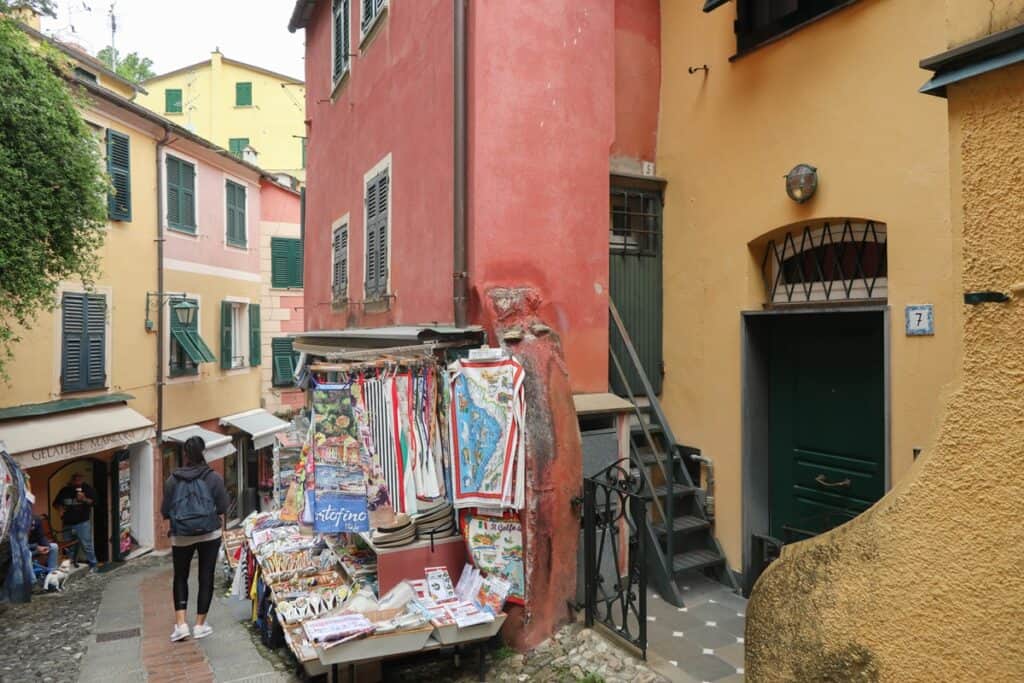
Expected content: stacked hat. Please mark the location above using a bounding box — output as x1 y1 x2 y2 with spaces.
412 501 456 540
371 514 416 548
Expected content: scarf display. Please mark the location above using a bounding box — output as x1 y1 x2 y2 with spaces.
1 451 35 604
310 384 371 533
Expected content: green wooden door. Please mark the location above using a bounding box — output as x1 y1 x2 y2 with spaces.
609 187 663 395
768 312 885 541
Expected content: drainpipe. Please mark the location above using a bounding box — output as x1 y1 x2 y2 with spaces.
155 129 172 445
453 0 468 328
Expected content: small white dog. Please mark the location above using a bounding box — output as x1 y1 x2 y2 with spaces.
43 569 68 592
58 559 74 571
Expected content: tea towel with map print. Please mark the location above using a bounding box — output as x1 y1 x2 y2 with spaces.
448 357 526 510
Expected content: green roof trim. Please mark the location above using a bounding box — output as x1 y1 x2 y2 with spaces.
0 393 135 422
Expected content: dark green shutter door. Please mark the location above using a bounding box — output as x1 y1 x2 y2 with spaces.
377 172 389 295
272 337 296 386
249 303 261 366
61 293 86 392
166 157 181 227
220 300 233 369
106 130 131 221
271 238 288 287
86 294 106 387
165 89 182 113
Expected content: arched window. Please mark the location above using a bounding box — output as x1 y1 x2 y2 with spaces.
761 220 887 304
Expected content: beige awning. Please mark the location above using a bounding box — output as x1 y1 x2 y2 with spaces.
220 409 289 450
162 425 236 462
0 404 154 469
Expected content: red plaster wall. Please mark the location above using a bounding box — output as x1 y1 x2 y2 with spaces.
467 1 615 393
260 180 302 223
612 0 661 163
303 0 454 332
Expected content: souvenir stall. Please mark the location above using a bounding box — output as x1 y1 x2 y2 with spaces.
227 344 528 681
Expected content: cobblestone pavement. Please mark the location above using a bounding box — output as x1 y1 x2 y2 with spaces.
0 554 165 683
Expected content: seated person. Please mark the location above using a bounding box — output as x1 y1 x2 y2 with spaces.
28 515 60 574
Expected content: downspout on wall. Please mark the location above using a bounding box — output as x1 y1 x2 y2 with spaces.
453 0 468 328
155 129 172 444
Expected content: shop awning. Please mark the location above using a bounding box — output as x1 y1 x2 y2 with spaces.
219 409 290 450
162 425 235 462
0 404 154 469
171 327 216 364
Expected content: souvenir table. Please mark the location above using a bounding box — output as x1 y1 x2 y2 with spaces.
226 346 528 682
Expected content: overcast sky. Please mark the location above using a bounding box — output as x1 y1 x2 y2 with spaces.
42 1 305 80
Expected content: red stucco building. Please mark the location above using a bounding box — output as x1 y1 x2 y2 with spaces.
288 0 661 646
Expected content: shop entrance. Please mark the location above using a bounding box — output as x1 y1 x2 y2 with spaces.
48 458 111 563
741 308 889 589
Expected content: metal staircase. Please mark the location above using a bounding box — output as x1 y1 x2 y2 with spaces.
608 300 739 606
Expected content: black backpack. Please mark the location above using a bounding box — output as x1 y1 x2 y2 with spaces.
169 470 219 536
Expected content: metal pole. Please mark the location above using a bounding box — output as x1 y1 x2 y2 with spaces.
583 478 596 627
155 130 172 446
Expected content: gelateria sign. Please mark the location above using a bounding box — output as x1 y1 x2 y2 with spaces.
13 427 155 467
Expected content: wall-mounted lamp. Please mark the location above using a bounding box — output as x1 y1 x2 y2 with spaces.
144 291 193 331
785 164 818 203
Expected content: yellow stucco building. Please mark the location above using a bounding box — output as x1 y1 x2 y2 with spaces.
138 51 306 183
745 2 1024 680
659 0 957 589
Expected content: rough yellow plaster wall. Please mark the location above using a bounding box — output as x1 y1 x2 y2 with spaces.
746 63 1024 683
944 0 1024 47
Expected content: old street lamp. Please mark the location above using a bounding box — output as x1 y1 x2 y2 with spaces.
172 300 197 326
785 164 818 203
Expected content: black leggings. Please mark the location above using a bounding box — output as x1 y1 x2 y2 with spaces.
171 538 221 614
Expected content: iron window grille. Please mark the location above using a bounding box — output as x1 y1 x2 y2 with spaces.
761 220 887 305
610 188 661 257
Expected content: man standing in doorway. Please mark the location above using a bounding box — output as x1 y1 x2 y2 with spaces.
53 473 97 569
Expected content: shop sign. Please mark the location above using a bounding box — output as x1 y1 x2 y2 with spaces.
118 457 132 553
14 427 155 468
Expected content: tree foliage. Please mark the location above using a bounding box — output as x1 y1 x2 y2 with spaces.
97 46 155 83
0 17 109 377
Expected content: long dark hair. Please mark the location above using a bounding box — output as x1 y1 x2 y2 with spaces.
182 436 207 467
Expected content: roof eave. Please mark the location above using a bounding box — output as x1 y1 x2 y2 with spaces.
289 0 318 32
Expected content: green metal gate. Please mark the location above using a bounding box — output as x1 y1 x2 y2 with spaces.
609 186 663 396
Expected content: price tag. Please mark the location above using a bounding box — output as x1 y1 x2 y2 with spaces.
905 305 934 336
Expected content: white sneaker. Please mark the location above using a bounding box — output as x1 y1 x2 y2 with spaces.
170 624 191 642
192 623 213 639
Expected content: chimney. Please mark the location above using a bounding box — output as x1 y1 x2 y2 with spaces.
12 6 42 30
242 146 258 165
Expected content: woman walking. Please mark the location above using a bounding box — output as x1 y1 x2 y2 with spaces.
161 436 228 642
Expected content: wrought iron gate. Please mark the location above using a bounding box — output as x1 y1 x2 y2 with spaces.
583 462 648 658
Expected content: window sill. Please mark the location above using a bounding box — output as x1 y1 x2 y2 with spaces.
226 240 248 250
168 225 198 237
168 370 199 379
362 295 392 314
271 285 304 292
164 111 183 116
359 5 388 51
233 105 253 109
60 385 109 396
730 0 858 62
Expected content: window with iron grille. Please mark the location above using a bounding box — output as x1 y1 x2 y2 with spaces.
333 0 351 84
610 188 661 256
332 223 348 302
761 220 887 305
734 0 854 54
361 0 387 37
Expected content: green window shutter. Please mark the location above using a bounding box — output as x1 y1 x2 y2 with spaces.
228 138 250 158
106 130 131 221
271 237 289 287
165 88 182 113
249 304 261 366
181 159 196 229
85 294 106 389
61 293 86 392
220 300 234 370
333 0 351 81
272 337 296 386
166 156 180 227
365 170 389 299
291 238 304 287
226 181 246 247
235 82 252 107
333 225 348 300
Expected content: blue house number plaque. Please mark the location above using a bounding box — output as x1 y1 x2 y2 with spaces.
905 305 934 336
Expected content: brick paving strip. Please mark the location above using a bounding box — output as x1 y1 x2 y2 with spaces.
139 568 215 683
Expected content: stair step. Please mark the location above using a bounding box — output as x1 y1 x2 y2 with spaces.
650 483 698 499
637 448 682 467
671 549 725 574
652 515 710 536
